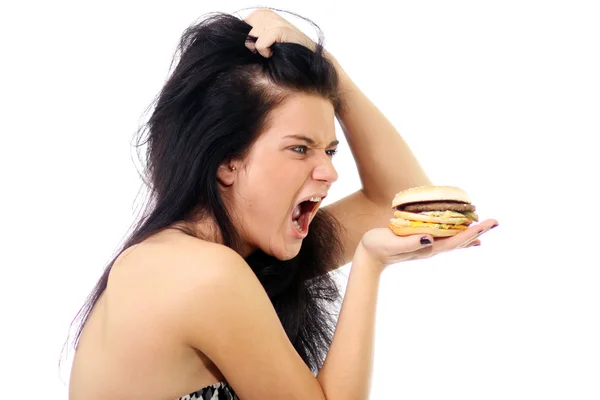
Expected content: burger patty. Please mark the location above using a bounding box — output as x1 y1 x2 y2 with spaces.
399 201 476 213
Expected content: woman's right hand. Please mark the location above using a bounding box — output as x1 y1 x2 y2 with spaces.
244 8 317 57
357 219 498 271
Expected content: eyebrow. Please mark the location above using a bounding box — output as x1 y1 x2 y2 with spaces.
283 134 339 148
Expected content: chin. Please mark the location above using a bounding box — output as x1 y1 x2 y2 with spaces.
268 241 302 261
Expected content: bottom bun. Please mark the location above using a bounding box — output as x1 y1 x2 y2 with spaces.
388 224 463 238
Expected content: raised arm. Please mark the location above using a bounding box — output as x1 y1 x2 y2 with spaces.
324 57 432 264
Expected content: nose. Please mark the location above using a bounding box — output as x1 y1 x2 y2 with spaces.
312 155 338 185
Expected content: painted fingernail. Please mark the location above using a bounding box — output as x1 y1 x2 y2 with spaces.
472 243 481 247
491 224 498 229
420 237 432 246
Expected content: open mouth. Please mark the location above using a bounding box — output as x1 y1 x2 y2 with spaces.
291 196 322 236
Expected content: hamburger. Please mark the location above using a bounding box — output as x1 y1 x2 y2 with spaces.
389 185 479 237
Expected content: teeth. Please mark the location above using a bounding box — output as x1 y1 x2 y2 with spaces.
308 196 322 202
292 219 302 231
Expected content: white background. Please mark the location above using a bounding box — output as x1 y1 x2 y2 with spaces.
1 0 599 398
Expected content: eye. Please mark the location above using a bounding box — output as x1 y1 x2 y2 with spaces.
291 145 308 154
326 148 338 157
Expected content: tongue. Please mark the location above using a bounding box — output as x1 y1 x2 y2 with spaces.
298 211 308 231
292 204 301 220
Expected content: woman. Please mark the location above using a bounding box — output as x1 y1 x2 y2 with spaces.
68 9 498 400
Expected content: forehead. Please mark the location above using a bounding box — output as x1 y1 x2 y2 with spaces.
260 93 336 143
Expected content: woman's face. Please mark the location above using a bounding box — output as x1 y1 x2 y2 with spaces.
226 93 339 260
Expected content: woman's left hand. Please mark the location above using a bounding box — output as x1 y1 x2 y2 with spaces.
244 8 317 57
359 219 499 270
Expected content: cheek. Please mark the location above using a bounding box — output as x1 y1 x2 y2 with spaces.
242 170 289 222
243 153 308 224
250 156 301 196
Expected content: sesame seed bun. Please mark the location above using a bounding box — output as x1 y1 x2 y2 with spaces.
392 186 471 209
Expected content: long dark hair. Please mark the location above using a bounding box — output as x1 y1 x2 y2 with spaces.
68 11 345 374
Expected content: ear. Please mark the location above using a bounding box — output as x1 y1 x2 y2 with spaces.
217 162 238 186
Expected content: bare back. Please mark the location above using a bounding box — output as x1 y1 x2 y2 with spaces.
70 225 335 400
69 229 228 400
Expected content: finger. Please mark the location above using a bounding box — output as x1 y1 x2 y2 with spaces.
389 233 434 256
408 242 436 259
463 239 481 248
459 233 484 248
254 28 282 57
443 228 482 250
384 233 435 263
461 220 497 247
435 219 498 252
245 28 259 52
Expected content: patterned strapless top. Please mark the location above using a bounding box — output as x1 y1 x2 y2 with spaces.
177 382 238 400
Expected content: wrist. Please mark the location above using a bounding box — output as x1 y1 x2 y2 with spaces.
353 243 385 276
323 51 348 80
325 55 355 114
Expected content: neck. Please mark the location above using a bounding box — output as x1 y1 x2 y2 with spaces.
171 217 256 259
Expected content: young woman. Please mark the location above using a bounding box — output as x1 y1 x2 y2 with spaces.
68 9 498 400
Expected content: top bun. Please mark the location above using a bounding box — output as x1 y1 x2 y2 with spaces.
392 185 471 208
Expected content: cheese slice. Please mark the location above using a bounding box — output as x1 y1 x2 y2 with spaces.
391 217 469 231
409 221 468 230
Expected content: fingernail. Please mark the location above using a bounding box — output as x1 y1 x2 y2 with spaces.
420 237 432 246
491 224 498 229
472 243 481 247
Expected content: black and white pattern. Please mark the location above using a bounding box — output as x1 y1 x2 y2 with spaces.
178 381 238 400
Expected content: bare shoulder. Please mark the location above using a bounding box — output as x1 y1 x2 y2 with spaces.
105 230 263 362
107 229 268 340
111 230 325 399
109 229 253 304
114 229 244 268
